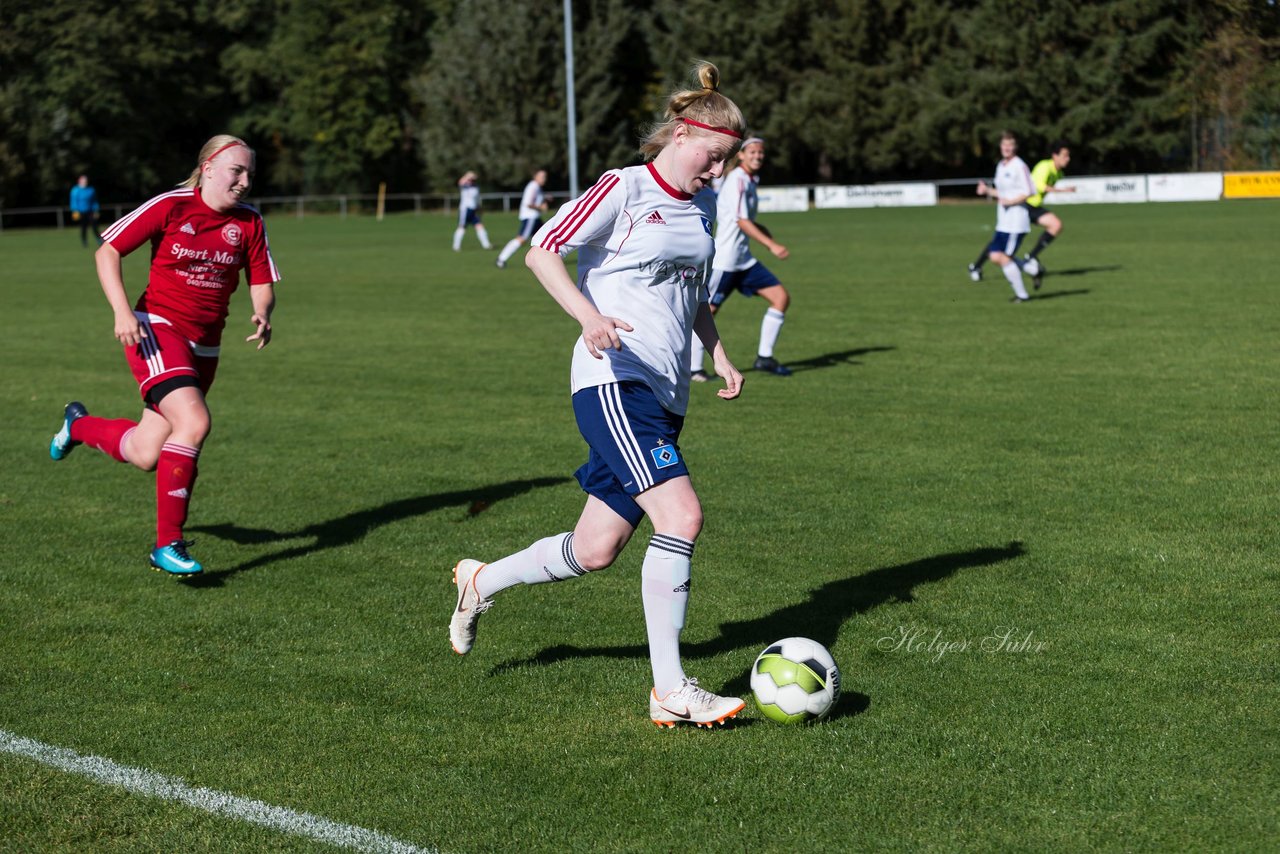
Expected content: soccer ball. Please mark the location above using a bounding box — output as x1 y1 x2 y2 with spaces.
750 637 841 724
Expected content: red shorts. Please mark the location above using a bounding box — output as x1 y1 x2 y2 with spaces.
124 314 219 406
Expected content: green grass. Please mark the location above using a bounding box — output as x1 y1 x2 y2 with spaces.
2 200 1277 852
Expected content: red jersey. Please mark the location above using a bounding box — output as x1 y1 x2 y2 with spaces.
103 188 281 346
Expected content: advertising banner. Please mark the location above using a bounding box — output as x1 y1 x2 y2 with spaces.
1049 175 1147 204
757 186 810 213
814 183 938 209
1147 173 1223 202
1223 172 1280 198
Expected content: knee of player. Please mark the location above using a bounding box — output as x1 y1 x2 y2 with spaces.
773 288 791 312
574 540 622 572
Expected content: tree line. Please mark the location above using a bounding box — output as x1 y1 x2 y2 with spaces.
2 0 1277 208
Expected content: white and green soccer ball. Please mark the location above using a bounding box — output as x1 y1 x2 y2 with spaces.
750 637 841 724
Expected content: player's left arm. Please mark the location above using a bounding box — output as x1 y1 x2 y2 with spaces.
246 283 274 350
738 218 789 259
692 301 742 400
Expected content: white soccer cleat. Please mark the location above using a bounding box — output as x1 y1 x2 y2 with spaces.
1021 257 1040 278
650 678 745 728
967 264 982 282
449 559 493 655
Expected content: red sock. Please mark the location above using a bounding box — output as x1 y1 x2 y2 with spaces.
70 417 138 463
156 443 200 547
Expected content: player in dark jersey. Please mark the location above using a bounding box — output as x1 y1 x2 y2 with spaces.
49 135 281 576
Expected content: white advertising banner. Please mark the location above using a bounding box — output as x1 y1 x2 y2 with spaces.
757 186 810 213
815 183 938 209
1146 172 1223 202
1050 175 1147 204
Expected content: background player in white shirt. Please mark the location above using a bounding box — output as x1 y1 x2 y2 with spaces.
975 131 1036 302
452 170 491 251
495 168 548 268
689 137 793 378
449 62 748 728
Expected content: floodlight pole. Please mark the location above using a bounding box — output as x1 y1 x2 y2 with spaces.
564 0 579 198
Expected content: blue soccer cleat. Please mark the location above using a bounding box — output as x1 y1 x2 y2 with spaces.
150 540 204 576
50 401 89 461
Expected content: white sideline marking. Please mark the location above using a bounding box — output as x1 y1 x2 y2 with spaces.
0 729 435 853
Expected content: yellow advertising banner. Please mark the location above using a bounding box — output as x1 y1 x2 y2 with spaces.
1223 172 1280 198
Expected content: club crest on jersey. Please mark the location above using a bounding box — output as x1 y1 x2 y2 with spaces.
651 441 680 469
700 216 711 236
221 223 242 247
645 210 666 226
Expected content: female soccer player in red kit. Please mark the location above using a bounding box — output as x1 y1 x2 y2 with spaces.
50 135 281 576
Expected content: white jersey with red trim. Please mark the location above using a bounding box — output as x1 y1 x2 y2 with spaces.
102 188 280 346
993 156 1035 234
518 180 545 220
532 163 716 416
713 166 758 272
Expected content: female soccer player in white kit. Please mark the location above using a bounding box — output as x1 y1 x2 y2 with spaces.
689 137 793 378
976 131 1036 302
452 170 491 251
449 62 748 728
495 169 548 268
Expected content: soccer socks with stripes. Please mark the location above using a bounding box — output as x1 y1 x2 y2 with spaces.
642 534 693 697
155 443 199 547
758 308 785 359
497 238 522 265
70 417 138 464
1028 232 1055 260
474 532 586 598
1001 261 1030 300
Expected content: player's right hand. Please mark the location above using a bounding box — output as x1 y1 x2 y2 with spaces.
580 314 633 359
113 312 145 347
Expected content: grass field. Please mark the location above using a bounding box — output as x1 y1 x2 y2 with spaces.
2 199 1277 853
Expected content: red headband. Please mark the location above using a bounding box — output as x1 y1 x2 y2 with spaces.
679 117 743 140
204 140 245 166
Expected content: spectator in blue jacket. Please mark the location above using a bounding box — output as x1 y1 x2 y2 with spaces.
70 174 102 247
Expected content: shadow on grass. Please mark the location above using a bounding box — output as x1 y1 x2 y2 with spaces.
785 346 895 374
1045 264 1122 277
1030 288 1091 301
491 541 1027 704
184 476 569 586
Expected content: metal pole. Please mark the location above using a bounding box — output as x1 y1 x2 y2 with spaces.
563 0 579 199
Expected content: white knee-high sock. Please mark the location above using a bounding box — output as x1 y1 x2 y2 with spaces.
476 224 491 249
642 534 693 696
690 336 706 373
758 308 785 358
475 532 586 598
498 238 522 264
1001 261 1029 299
452 227 464 251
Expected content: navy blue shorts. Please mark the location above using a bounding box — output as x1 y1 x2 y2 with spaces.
519 217 542 239
707 263 781 307
986 232 1027 256
458 207 482 227
571 382 688 527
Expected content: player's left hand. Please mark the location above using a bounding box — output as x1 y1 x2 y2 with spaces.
770 243 790 260
246 314 272 350
714 360 743 401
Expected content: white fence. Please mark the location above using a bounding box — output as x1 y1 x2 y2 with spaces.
1 172 1270 230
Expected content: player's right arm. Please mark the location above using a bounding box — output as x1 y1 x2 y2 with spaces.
94 242 145 346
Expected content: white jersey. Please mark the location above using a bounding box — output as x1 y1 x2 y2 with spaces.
519 180 546 220
993 156 1034 234
713 166 758 272
459 183 480 211
532 163 717 416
